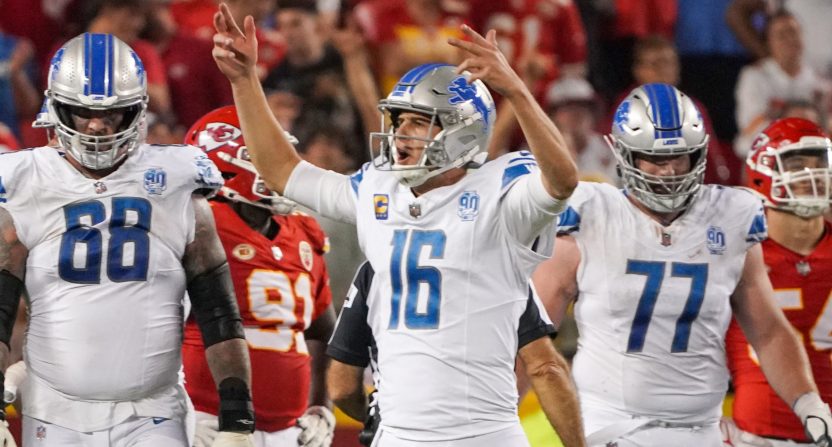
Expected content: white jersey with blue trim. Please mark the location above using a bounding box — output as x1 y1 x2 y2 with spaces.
291 151 558 440
0 145 222 431
558 182 766 430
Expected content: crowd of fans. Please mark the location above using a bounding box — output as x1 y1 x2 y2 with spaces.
1 0 830 187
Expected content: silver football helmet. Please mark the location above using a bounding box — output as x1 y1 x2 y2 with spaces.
46 33 148 170
606 83 709 213
370 63 496 187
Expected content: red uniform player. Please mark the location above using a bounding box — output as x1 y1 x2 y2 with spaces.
182 106 336 447
724 117 832 446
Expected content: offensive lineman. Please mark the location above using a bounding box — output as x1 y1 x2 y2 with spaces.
0 34 255 447
533 83 832 446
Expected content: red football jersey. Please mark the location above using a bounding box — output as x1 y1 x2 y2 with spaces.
183 201 332 432
726 222 832 441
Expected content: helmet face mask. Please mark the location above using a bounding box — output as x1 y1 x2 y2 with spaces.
46 33 148 171
607 83 709 214
747 117 832 218
370 64 496 187
186 106 298 215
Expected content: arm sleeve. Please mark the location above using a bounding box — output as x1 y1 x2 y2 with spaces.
517 284 557 348
284 160 358 224
745 199 768 248
326 262 375 367
500 170 569 247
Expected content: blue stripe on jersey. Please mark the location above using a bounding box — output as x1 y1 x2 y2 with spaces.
507 156 537 165
86 34 110 96
746 213 768 243
556 206 581 234
501 162 535 190
350 162 368 195
644 83 683 139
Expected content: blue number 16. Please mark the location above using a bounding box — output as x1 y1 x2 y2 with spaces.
389 229 446 330
626 260 708 353
59 197 152 284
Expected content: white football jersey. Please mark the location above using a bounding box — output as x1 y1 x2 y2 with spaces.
559 182 767 431
0 145 222 431
286 152 559 441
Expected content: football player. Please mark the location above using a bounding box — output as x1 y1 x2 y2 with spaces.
182 105 336 447
533 84 832 446
211 5 585 446
0 33 255 446
723 117 832 446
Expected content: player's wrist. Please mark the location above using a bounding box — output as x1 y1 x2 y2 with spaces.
217 377 255 433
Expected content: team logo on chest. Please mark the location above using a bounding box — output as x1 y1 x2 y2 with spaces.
458 191 480 221
706 225 726 255
232 243 256 261
143 167 167 195
299 240 314 271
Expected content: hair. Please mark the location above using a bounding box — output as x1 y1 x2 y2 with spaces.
80 0 149 30
633 35 677 67
763 8 797 41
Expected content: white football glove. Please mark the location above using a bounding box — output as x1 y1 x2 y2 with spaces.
794 392 832 446
0 420 17 447
210 432 254 447
296 406 335 447
193 417 220 447
3 361 26 404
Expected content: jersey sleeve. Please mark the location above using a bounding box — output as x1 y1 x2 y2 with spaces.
284 160 358 224
555 182 594 236
498 151 568 247
744 198 767 247
327 261 375 367
177 145 224 196
518 285 557 348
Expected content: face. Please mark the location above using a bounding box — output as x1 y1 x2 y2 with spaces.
109 6 147 42
634 47 680 85
779 150 830 196
265 91 301 131
550 103 595 139
392 112 442 166
276 9 318 56
768 16 803 65
634 153 692 178
69 107 128 139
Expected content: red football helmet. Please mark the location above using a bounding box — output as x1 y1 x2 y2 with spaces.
746 117 832 218
185 105 298 214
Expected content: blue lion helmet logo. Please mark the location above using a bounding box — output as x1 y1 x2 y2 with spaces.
448 76 492 131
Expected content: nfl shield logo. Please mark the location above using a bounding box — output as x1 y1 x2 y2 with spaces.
144 168 167 195
36 425 46 440
458 191 480 221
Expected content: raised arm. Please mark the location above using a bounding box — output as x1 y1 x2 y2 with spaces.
183 195 254 443
448 26 577 200
212 3 301 194
731 244 832 445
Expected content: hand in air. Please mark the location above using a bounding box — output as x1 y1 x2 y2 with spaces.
212 3 258 83
447 25 525 98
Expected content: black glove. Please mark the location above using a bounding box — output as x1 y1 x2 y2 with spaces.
217 377 255 433
358 391 380 446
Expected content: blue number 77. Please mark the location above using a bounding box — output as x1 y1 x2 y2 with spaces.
626 260 708 353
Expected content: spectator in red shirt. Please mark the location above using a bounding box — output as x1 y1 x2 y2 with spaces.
145 0 234 132
170 0 220 41
466 0 587 97
354 0 466 93
592 0 678 103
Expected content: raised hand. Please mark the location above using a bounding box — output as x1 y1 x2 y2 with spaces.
212 3 258 83
447 25 526 98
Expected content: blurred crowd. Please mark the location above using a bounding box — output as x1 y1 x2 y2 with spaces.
1 0 831 188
